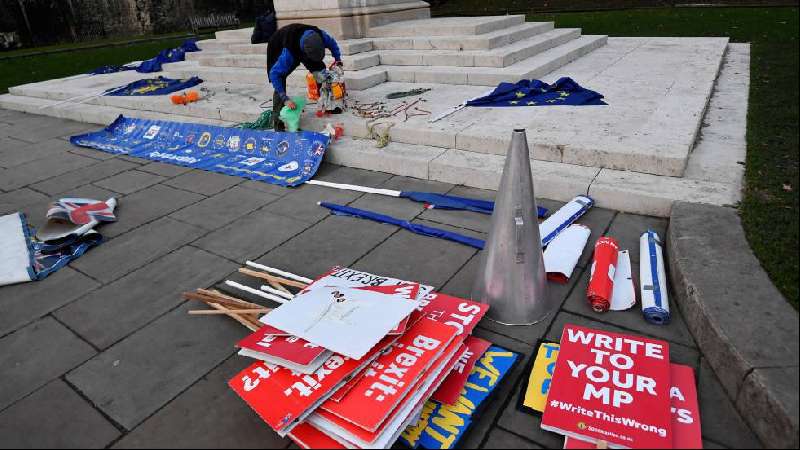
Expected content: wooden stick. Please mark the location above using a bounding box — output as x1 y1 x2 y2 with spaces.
183 291 263 311
267 279 293 295
238 267 308 289
197 289 265 309
189 309 272 315
206 303 258 332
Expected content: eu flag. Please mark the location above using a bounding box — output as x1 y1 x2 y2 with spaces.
466 77 606 107
104 76 203 96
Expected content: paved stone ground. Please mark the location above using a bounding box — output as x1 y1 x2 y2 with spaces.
0 110 761 449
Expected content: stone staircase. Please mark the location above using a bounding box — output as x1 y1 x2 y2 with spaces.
167 15 607 90
0 14 746 217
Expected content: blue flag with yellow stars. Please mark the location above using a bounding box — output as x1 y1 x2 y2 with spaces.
466 77 605 107
104 76 203 96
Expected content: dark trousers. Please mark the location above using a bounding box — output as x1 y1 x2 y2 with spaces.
272 89 286 131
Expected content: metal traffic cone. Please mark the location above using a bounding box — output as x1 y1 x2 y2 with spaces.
471 129 553 325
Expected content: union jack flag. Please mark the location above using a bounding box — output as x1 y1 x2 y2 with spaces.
47 198 117 225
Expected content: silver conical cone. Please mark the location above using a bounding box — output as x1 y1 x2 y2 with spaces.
471 129 553 325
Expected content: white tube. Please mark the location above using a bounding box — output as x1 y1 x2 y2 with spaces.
244 261 314 284
224 280 288 304
260 285 295 300
305 180 401 197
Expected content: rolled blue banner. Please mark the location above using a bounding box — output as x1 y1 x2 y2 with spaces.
640 229 671 325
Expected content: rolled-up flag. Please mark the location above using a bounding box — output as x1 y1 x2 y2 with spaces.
640 230 671 325
539 195 593 246
587 236 620 313
319 202 486 249
306 180 547 217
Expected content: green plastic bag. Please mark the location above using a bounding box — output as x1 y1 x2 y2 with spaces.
279 96 307 132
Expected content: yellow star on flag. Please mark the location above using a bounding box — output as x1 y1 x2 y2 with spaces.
509 100 519 105
515 91 526 98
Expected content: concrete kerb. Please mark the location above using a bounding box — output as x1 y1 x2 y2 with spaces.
667 201 799 449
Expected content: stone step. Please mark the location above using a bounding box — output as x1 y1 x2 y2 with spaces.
192 28 580 70
0 93 233 127
196 39 374 57
378 28 581 68
385 35 607 86
326 139 736 217
215 28 253 41
369 22 554 51
366 15 525 38
195 51 382 71
163 62 388 91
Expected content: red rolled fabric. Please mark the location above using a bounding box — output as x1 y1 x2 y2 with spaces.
587 236 620 313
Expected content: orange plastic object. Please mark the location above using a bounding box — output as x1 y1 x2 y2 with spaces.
170 93 187 105
185 90 200 102
306 72 320 100
331 83 345 100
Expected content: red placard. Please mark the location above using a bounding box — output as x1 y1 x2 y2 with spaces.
432 336 492 405
669 364 702 449
229 335 396 435
237 327 328 366
313 340 466 447
542 324 672 449
320 318 459 432
564 364 702 449
412 292 489 336
288 422 347 449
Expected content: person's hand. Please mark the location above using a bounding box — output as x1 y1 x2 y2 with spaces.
286 100 297 110
333 60 343 67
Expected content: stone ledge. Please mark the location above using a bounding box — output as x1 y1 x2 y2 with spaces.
667 201 799 449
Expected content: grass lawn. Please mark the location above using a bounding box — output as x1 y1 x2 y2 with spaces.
0 36 207 94
433 5 799 307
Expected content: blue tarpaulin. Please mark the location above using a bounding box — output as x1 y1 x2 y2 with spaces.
70 115 330 187
321 202 486 249
400 191 547 217
104 76 203 96
89 39 201 75
466 77 605 107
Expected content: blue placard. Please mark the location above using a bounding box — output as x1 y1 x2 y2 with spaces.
400 345 519 449
70 115 330 187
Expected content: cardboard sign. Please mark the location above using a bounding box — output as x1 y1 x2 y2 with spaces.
523 342 561 413
400 346 519 449
259 282 420 336
228 335 396 436
236 326 331 373
563 364 702 449
669 364 702 449
432 336 492 405
541 325 672 449
413 292 489 336
311 340 466 448
320 318 459 432
262 284 420 359
306 266 434 299
288 422 347 449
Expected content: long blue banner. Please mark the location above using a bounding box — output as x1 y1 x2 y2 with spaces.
70 115 330 187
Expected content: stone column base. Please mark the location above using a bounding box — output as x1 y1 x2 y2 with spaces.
275 1 431 39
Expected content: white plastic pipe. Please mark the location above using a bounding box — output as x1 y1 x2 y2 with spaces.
224 280 288 304
244 261 314 284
